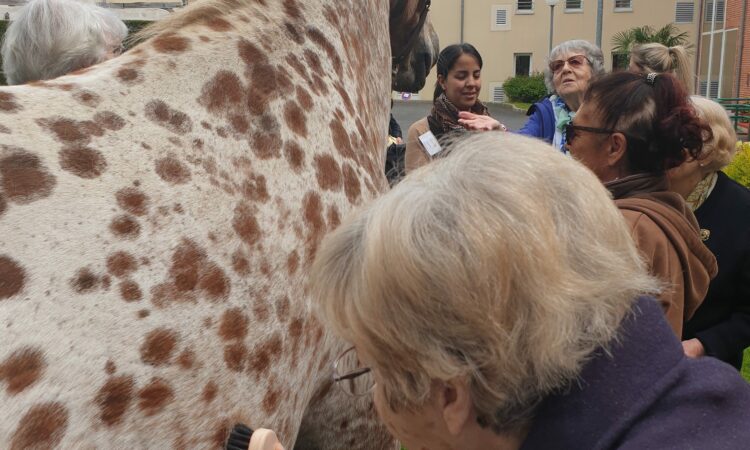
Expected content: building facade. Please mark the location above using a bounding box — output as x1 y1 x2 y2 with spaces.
695 0 749 99
411 0 703 102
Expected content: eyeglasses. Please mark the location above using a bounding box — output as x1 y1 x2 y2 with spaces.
333 346 375 396
549 55 591 73
565 123 616 144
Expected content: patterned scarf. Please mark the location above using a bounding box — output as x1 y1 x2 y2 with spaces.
551 95 575 153
427 93 491 140
685 172 718 212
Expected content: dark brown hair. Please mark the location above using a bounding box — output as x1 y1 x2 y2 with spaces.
433 43 483 101
583 71 711 173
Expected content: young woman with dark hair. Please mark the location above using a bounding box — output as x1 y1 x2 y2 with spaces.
566 71 718 337
404 43 494 173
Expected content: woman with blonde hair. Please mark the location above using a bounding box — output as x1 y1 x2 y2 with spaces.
669 96 750 368
629 43 693 93
300 133 749 449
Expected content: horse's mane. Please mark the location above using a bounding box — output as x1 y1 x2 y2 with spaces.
129 0 243 44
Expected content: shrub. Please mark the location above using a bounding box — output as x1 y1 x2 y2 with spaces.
724 141 750 188
503 73 547 103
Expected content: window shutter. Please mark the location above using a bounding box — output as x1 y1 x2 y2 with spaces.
675 2 694 23
517 0 533 11
496 8 507 25
614 0 631 9
490 83 507 103
491 6 512 30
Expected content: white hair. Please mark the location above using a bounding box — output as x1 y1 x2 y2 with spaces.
544 39 606 94
1 0 128 85
312 132 660 432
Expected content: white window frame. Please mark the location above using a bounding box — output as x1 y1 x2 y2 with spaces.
614 0 632 12
516 0 534 14
514 53 533 77
491 5 512 31
564 0 583 12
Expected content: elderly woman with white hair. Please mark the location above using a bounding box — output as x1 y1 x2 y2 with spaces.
669 96 750 368
458 40 605 153
300 133 750 449
1 0 127 85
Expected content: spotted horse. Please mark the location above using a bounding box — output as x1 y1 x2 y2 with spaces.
0 0 438 448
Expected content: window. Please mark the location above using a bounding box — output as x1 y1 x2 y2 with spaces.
565 0 582 10
675 2 695 23
704 0 725 23
612 53 630 70
614 0 632 11
699 80 719 98
515 54 532 77
489 83 507 103
517 0 534 13
491 5 512 31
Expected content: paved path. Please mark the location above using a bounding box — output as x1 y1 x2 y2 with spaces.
391 100 528 135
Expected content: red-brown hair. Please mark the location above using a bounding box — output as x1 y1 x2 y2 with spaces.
583 71 711 173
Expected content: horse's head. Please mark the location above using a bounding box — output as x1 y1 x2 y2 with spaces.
390 0 439 93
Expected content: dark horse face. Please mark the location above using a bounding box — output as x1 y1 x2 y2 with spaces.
390 0 439 93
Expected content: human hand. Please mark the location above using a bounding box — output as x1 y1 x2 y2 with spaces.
681 338 705 358
457 111 506 131
249 429 285 450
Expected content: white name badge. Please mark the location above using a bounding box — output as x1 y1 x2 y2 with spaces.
418 131 442 156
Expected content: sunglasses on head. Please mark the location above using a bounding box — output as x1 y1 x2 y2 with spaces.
564 124 616 145
549 55 590 73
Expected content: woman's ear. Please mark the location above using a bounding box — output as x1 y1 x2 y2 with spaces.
439 378 473 436
607 132 628 169
437 74 446 92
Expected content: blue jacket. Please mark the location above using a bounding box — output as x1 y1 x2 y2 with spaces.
517 98 555 144
521 297 750 449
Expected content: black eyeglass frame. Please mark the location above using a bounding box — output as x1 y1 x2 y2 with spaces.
332 346 374 396
565 123 617 144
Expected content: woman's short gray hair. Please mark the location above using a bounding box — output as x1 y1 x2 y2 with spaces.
1 0 128 85
544 39 605 94
312 133 659 433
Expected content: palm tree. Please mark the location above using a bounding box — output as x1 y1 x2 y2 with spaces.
611 24 693 55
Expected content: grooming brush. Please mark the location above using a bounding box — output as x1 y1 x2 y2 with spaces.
225 424 284 450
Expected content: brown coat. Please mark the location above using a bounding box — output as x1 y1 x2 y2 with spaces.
609 175 718 336
404 117 430 173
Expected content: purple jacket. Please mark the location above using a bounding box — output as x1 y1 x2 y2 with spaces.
521 297 750 450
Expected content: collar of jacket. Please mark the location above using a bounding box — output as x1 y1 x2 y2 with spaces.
520 297 683 450
604 172 668 200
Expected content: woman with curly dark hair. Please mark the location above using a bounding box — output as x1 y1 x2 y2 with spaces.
566 71 717 337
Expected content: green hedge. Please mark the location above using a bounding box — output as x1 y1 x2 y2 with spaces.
0 20 153 86
724 142 750 188
503 73 547 104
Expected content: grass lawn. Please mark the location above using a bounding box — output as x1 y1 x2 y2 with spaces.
508 101 532 112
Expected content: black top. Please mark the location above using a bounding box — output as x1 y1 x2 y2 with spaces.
682 171 750 368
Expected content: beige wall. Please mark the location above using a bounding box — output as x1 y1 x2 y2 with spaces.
407 0 700 102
